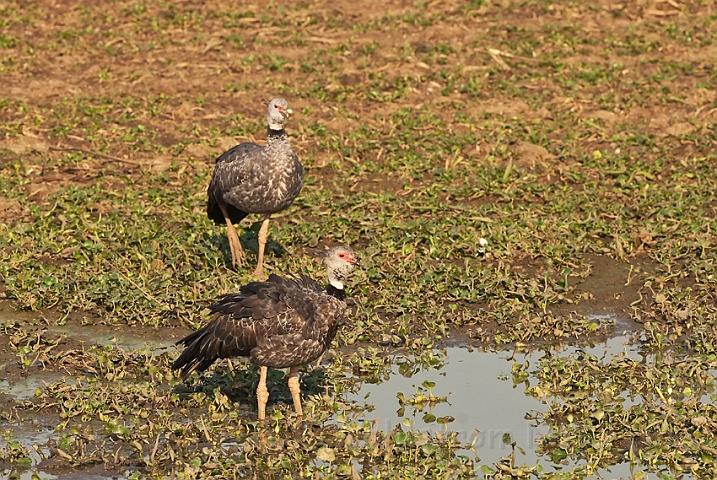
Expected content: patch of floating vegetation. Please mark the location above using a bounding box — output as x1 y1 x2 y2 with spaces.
0 419 130 479
352 312 712 478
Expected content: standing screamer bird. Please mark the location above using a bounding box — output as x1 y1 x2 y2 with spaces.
172 246 358 420
207 97 303 277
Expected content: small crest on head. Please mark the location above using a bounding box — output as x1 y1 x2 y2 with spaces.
314 248 329 259
315 245 358 265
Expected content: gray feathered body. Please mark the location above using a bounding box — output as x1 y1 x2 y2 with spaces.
207 128 304 225
173 274 346 379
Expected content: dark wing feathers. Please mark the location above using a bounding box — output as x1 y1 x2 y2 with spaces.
207 142 261 225
172 314 258 381
250 290 344 368
172 273 343 378
295 273 325 293
207 199 247 225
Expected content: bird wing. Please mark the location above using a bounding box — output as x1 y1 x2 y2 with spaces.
249 277 346 368
213 142 265 167
173 275 300 378
210 272 327 339
212 275 301 334
173 273 342 376
207 142 264 224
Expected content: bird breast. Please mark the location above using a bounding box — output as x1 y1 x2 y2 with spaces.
219 150 303 214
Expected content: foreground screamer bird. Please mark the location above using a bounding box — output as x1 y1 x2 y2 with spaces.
172 246 358 420
207 97 303 277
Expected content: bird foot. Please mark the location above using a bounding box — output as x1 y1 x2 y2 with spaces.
229 235 245 269
232 250 245 269
252 266 267 279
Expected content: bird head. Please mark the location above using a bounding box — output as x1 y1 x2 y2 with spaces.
315 245 358 290
266 97 292 130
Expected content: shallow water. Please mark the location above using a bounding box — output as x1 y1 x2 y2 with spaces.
0 419 56 480
0 302 177 353
0 394 126 480
0 373 64 401
0 470 55 480
0 306 706 479
0 468 128 480
350 313 698 479
46 325 176 354
0 309 165 480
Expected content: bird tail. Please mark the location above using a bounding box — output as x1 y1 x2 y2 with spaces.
172 328 218 381
207 186 248 225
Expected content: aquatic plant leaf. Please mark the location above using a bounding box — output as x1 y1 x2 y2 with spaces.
316 447 335 463
549 448 567 462
479 465 496 475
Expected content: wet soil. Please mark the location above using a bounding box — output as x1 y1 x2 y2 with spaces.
514 253 645 314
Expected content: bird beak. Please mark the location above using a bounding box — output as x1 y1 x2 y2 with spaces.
284 108 292 118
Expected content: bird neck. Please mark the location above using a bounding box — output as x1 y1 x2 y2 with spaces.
267 120 286 135
266 127 289 146
265 128 296 168
326 283 346 301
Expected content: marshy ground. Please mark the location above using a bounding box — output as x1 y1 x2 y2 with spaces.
1 0 716 478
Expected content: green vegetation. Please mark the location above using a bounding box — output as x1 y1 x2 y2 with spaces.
0 0 716 477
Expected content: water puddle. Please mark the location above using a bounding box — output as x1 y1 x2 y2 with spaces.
0 417 57 480
0 466 128 480
46 325 177 354
0 418 130 480
1 303 711 478
0 304 178 355
0 404 128 480
0 470 55 480
0 308 168 479
350 312 700 479
0 373 63 401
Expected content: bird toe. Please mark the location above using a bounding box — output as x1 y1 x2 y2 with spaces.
252 266 268 279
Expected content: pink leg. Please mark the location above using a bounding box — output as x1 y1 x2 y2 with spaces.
219 203 245 268
287 366 303 417
253 215 271 278
257 365 269 421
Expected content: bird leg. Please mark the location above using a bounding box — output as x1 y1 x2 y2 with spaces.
253 215 271 278
257 365 269 421
287 366 303 417
219 203 245 268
